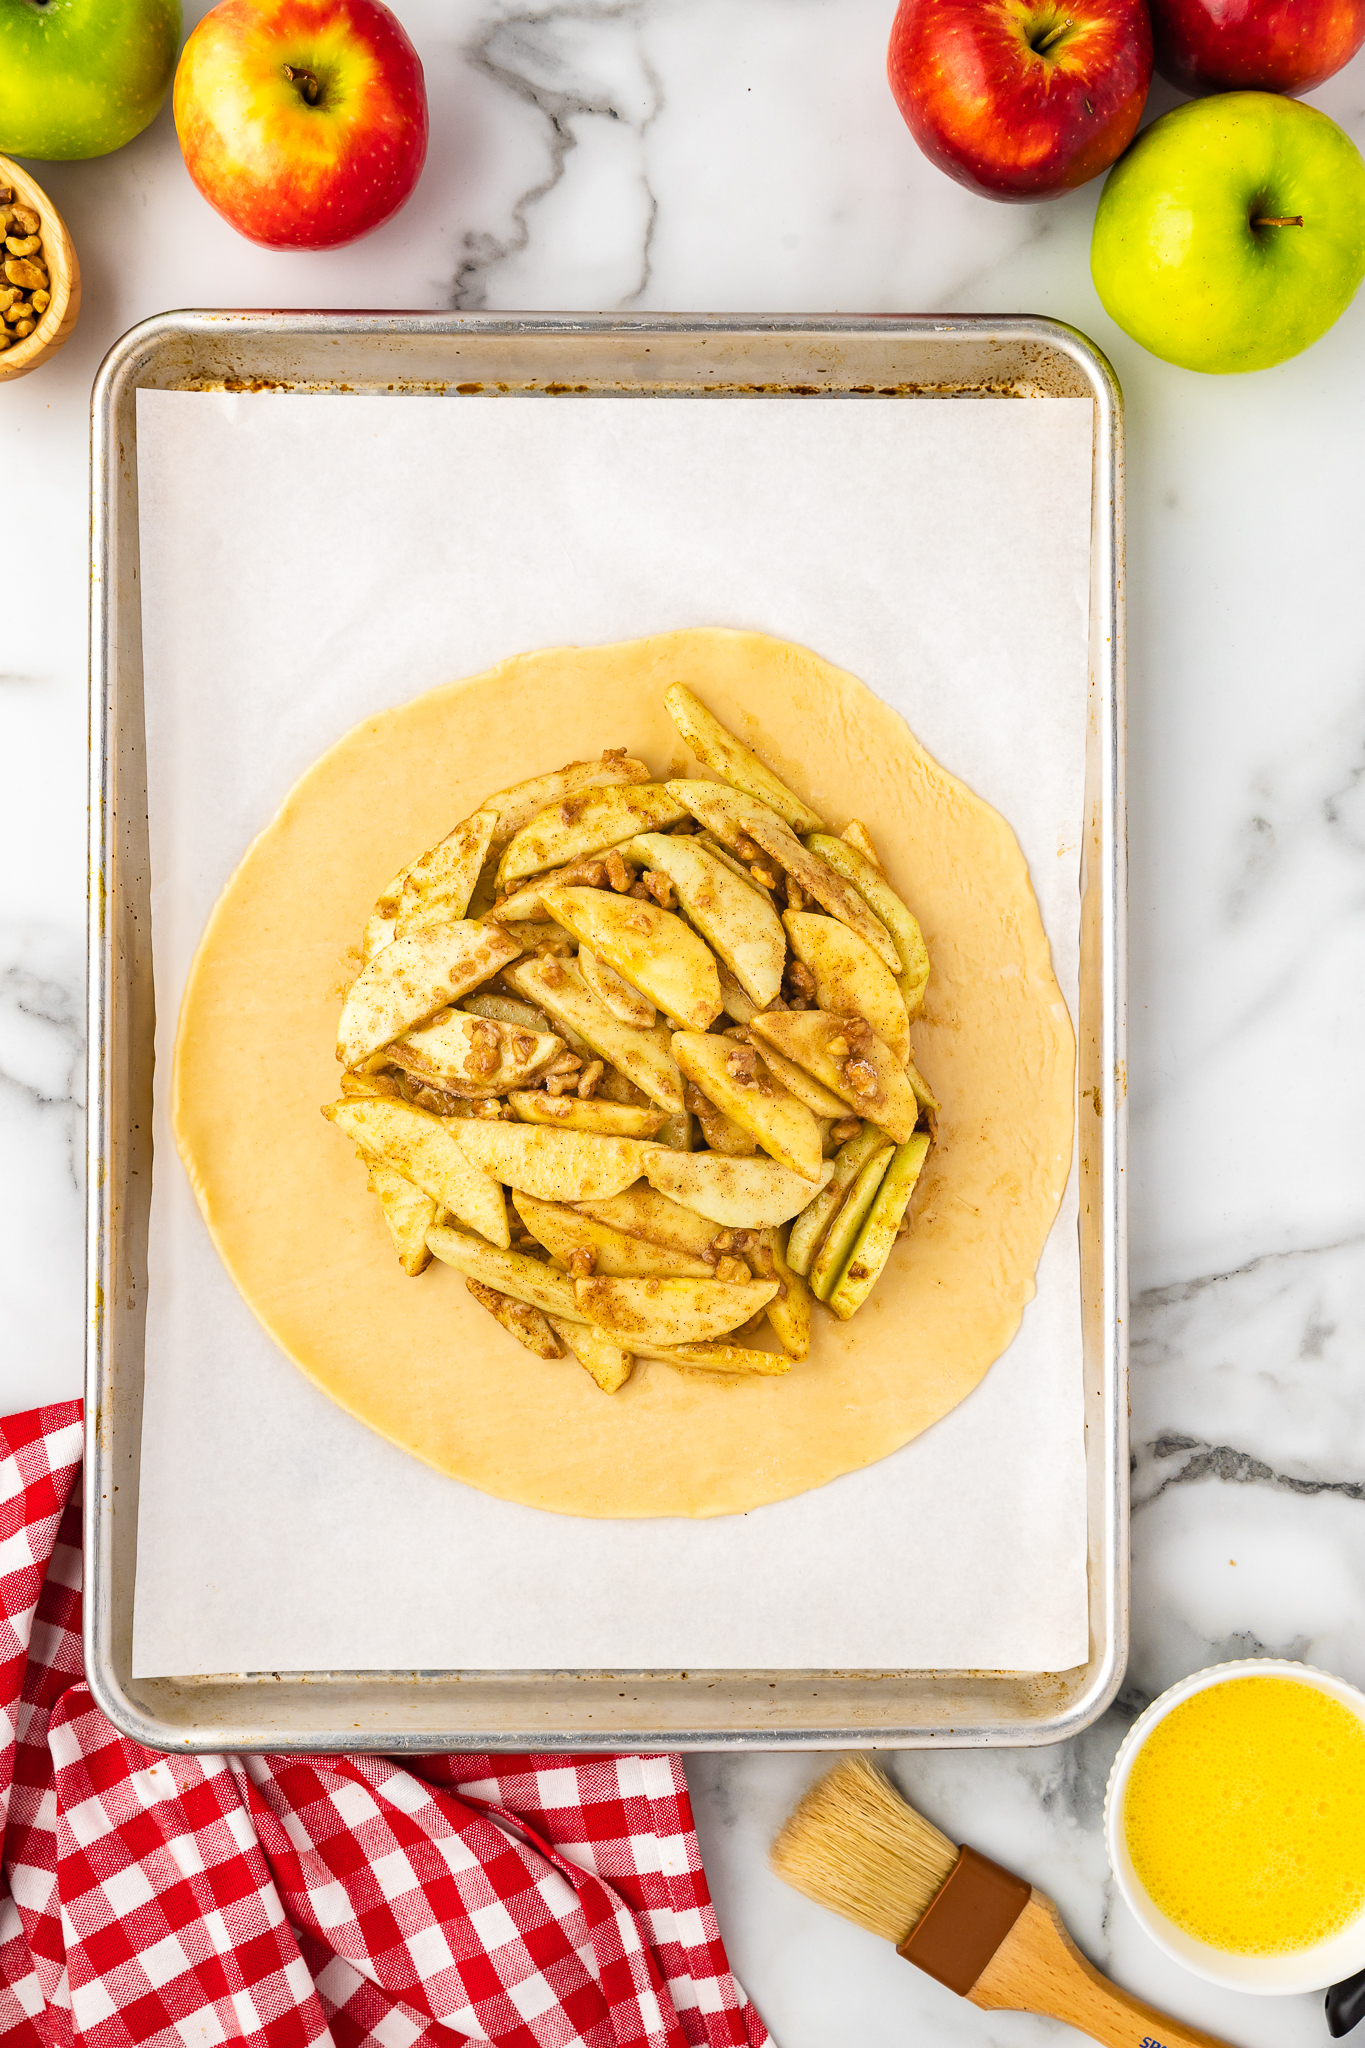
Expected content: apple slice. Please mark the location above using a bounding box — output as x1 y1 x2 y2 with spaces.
749 1009 923 1145
684 1080 756 1156
749 1036 848 1118
545 1315 634 1393
827 1132 932 1321
663 684 824 833
809 1145 896 1302
841 820 885 871
324 1099 509 1247
806 833 931 1018
426 1225 583 1319
784 911 910 1066
450 1122 659 1202
626 831 785 1007
504 955 685 1113
484 753 651 851
543 885 722 1031
574 1275 778 1346
394 808 499 938
672 1031 824 1180
340 1070 407 1102
361 1152 437 1275
338 920 521 1069
575 1184 721 1259
465 1277 565 1358
508 1093 665 1138
498 783 687 889
638 1341 791 1375
512 1191 713 1278
645 1149 834 1228
667 782 900 973
578 946 657 1027
786 1122 888 1277
462 992 554 1034
758 1225 813 1360
386 1011 562 1095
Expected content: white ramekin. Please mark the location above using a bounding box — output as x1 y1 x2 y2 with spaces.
1104 1657 1365 1995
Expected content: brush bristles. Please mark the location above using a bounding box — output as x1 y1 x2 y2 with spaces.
769 1756 959 1946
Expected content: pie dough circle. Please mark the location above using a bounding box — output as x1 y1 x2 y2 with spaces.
174 629 1075 1518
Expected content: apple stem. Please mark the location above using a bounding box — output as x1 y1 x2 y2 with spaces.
1252 215 1304 228
282 64 322 105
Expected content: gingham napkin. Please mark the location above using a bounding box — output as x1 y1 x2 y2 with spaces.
0 1403 768 2048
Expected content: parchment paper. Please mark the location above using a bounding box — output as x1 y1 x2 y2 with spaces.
132 389 1092 1678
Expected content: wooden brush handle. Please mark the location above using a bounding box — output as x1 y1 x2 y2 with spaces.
969 1894 1236 2048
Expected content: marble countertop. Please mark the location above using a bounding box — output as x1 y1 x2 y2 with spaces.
4 2 1365 2042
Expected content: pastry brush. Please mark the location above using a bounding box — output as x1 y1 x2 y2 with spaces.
770 1757 1233 2048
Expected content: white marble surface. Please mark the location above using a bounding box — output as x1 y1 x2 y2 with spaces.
3 2 1365 2042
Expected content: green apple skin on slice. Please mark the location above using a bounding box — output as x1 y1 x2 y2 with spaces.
784 911 910 1067
627 831 785 1007
808 1146 895 1302
827 1132 932 1320
426 1226 585 1320
806 833 930 1018
663 683 824 833
672 1030 824 1181
504 955 685 1113
543 886 722 1031
574 1275 779 1347
324 1098 509 1247
497 782 686 888
1091 93 1365 374
785 1122 889 1277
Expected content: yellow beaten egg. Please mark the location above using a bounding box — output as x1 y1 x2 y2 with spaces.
1123 1676 1365 1955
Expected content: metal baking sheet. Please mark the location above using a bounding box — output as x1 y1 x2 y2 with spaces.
86 312 1127 1752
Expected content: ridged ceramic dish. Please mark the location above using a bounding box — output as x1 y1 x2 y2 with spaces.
0 155 80 383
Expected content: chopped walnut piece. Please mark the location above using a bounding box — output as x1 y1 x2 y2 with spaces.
536 952 567 987
746 1242 788 1300
830 1116 862 1144
604 850 634 892
628 880 652 900
786 961 817 998
601 746 627 762
465 1019 501 1078
641 868 675 909
724 1042 761 1086
577 1059 605 1098
844 1055 881 1100
10 206 39 236
786 876 806 912
714 1254 750 1285
827 1035 849 1058
567 1247 596 1279
511 1033 536 1060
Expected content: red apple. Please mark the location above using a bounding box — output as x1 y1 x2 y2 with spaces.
888 0 1153 202
174 0 427 250
1148 0 1365 93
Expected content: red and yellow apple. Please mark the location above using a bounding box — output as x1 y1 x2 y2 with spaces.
1148 0 1365 94
174 0 427 249
887 0 1153 202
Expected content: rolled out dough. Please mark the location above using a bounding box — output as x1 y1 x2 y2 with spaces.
173 628 1075 1518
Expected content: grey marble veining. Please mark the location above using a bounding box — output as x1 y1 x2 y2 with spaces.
5 0 1365 2040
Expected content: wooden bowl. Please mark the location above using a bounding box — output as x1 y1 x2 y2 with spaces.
0 155 80 383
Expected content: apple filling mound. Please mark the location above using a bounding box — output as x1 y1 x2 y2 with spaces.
324 685 938 1393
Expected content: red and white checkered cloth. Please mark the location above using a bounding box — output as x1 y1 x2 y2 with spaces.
0 1403 768 2048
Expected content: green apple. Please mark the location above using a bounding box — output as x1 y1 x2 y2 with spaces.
1091 93 1365 374
0 0 181 159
